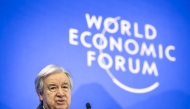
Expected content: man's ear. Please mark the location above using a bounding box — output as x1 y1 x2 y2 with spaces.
38 91 43 101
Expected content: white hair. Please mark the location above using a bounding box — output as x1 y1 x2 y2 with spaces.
35 64 73 93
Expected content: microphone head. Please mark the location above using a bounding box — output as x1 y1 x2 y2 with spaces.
86 103 91 109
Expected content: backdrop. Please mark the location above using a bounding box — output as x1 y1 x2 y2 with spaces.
1 0 190 109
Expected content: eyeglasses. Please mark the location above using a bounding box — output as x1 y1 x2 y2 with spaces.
47 84 70 92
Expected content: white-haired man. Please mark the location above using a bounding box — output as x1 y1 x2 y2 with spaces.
35 64 73 109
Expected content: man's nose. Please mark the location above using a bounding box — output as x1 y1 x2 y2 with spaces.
56 88 65 97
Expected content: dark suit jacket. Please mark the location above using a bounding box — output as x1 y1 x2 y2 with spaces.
36 104 44 109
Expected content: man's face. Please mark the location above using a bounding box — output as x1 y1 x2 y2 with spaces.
38 72 71 109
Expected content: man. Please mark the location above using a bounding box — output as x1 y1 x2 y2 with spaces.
35 64 73 109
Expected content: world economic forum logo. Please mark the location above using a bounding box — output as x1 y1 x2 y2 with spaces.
68 13 176 93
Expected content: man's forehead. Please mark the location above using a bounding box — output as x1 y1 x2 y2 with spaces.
46 72 68 78
44 72 69 83
47 82 69 85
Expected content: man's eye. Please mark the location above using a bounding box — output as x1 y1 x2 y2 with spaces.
62 86 68 89
49 87 57 90
51 87 56 89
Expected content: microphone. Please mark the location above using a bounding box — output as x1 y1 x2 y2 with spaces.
86 103 91 109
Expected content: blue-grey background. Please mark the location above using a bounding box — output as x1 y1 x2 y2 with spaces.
0 0 190 109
